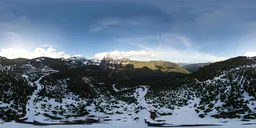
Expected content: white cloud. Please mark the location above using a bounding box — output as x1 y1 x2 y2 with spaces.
144 47 226 63
93 50 156 60
173 34 192 47
0 47 71 59
115 33 227 63
90 17 158 32
244 52 256 57
91 18 123 32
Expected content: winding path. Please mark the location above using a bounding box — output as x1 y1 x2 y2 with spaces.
133 86 151 126
21 70 58 122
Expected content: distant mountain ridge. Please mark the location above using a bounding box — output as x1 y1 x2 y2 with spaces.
183 63 211 72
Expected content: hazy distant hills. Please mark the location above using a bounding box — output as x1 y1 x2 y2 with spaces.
182 63 211 73
1 56 256 126
176 62 189 67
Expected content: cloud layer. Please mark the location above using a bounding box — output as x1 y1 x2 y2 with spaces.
115 33 227 63
244 52 256 57
93 50 156 60
0 47 71 59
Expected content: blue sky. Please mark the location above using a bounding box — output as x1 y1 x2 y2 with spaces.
0 0 256 62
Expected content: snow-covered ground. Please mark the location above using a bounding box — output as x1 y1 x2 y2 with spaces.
21 70 58 122
1 121 256 128
155 98 256 126
2 85 256 128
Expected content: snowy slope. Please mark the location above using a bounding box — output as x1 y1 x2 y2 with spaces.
21 70 58 122
1 56 256 127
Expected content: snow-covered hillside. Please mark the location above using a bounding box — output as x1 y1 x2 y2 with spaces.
1 56 256 127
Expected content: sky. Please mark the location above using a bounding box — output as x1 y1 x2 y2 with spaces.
0 0 256 63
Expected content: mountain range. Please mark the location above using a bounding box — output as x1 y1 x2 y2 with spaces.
1 56 256 127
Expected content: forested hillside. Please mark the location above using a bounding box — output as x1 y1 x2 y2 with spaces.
1 56 256 127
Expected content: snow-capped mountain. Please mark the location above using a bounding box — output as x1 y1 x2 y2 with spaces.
1 56 256 127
